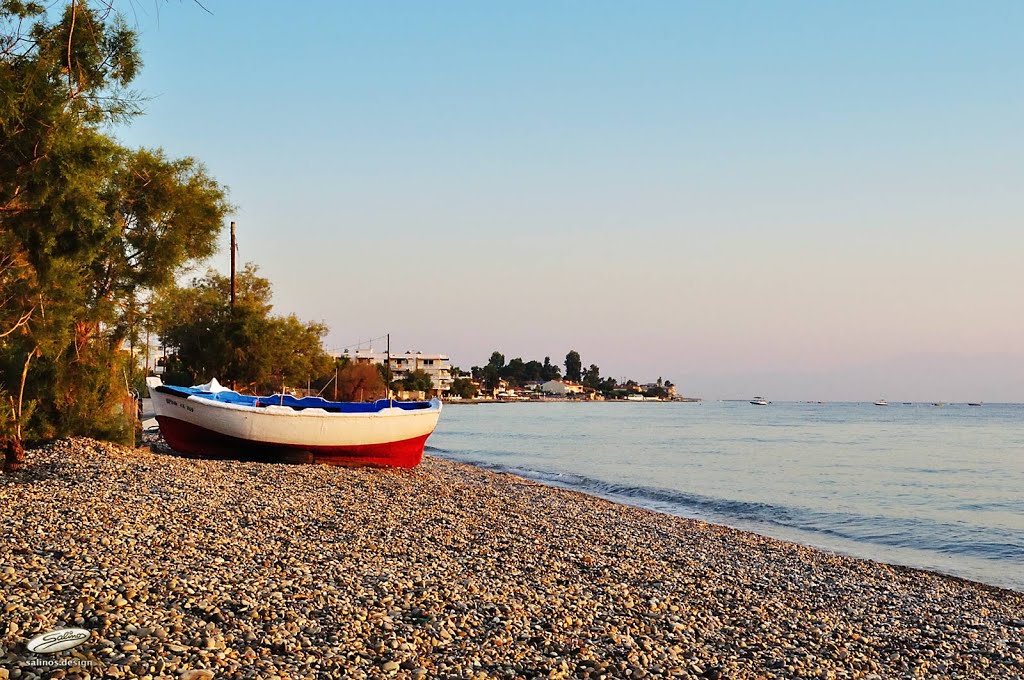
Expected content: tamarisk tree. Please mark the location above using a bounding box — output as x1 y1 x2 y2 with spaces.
1 2 229 469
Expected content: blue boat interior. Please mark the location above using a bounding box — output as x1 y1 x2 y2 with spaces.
154 384 434 412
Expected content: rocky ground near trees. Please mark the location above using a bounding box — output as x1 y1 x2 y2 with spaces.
1 437 1023 679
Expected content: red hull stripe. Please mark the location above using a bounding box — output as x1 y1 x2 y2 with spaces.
155 416 428 468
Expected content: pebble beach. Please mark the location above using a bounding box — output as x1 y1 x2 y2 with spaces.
2 437 1023 680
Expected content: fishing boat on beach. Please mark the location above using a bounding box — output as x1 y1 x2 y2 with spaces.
146 377 441 468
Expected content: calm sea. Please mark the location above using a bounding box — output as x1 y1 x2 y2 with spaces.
428 401 1024 592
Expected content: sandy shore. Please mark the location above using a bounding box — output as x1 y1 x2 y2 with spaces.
1 438 1022 680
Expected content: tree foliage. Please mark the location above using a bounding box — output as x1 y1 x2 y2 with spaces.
564 350 582 383
399 369 434 393
151 266 333 395
1 2 230 465
0 230 35 340
449 377 477 399
336 362 385 402
503 357 525 385
480 350 505 392
98 149 224 343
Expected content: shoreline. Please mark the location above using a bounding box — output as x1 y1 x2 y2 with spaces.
445 399 703 405
1 437 1022 679
442 460 1023 596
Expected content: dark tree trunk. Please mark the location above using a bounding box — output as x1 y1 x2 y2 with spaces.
3 437 25 473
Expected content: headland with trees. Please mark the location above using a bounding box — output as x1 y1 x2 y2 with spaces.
452 349 679 401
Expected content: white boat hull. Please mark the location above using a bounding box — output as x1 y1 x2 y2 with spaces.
147 378 441 467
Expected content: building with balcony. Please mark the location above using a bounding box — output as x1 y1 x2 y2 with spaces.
336 348 453 398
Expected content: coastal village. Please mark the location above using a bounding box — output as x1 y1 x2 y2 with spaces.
331 348 688 402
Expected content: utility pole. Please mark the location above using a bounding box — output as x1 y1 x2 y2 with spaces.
229 221 237 391
230 221 236 309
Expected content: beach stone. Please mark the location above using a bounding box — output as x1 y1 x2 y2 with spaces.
179 671 215 680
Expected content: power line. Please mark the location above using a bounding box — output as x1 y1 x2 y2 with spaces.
325 333 390 355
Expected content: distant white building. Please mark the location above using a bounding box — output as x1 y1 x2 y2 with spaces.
641 382 677 398
541 379 584 396
336 348 453 398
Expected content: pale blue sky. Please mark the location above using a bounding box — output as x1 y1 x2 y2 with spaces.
116 2 1024 400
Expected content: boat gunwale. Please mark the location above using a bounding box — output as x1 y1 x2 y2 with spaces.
152 385 442 419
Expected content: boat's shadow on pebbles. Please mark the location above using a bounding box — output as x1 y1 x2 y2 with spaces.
142 430 397 467
144 432 317 465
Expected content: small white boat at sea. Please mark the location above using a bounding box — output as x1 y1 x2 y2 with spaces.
749 397 769 406
874 399 888 406
146 377 442 467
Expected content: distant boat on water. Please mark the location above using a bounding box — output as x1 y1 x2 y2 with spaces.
930 402 947 407
874 399 888 406
968 402 983 407
749 397 770 406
